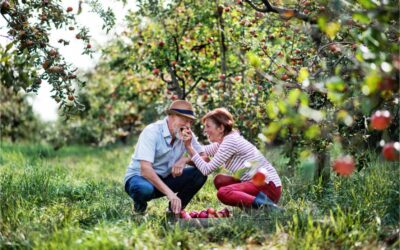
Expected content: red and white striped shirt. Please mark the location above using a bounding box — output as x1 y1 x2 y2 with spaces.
191 131 282 187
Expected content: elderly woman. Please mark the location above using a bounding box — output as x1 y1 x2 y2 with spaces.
182 108 282 209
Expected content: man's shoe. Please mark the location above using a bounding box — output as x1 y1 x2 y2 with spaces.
131 203 147 216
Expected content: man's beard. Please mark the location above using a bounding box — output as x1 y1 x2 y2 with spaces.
174 126 182 140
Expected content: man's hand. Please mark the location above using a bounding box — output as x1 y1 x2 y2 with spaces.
172 161 185 177
167 193 182 214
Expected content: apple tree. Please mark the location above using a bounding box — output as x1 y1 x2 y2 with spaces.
0 0 116 116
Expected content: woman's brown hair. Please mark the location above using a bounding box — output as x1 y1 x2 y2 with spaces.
201 108 234 136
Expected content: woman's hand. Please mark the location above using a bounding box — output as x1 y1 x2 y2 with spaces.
181 127 192 148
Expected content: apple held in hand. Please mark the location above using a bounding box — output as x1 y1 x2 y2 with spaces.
382 142 400 161
371 110 391 130
332 155 355 176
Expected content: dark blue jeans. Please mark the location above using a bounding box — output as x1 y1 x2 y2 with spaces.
125 167 207 213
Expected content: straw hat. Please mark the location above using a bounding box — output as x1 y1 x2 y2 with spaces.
166 100 196 120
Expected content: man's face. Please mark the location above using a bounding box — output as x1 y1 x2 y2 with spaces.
170 115 193 139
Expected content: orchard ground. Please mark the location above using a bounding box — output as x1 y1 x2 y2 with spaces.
1 140 399 249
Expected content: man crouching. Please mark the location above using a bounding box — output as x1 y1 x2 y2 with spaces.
124 100 207 215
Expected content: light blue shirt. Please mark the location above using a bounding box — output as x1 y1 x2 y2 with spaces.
124 117 204 184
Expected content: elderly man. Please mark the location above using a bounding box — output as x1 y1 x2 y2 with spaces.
124 100 207 215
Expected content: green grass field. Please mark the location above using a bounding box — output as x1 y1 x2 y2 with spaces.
0 141 399 249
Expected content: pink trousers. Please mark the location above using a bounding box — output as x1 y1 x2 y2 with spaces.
214 174 282 207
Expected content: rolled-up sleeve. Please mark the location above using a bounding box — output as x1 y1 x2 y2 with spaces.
132 126 156 163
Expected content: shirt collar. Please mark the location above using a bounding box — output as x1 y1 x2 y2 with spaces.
162 117 172 138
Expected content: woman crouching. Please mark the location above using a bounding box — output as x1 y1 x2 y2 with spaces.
183 108 282 209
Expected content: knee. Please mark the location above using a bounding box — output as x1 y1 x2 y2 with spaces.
217 186 230 202
213 174 225 190
190 167 208 186
133 183 154 201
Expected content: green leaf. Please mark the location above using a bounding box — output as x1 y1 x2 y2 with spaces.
297 67 309 83
317 16 328 31
288 88 301 106
232 168 248 180
266 101 279 119
325 22 341 40
246 52 262 68
305 124 321 139
353 13 371 24
362 71 381 95
326 77 345 92
357 0 377 9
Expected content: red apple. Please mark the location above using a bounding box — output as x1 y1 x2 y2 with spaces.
219 208 230 217
281 74 289 81
216 212 224 218
158 41 165 47
332 155 355 176
252 171 266 186
66 7 73 12
379 77 396 91
189 211 198 218
198 211 208 218
152 68 160 75
219 74 226 80
207 208 216 215
208 213 217 218
180 210 191 220
382 142 400 161
371 110 391 130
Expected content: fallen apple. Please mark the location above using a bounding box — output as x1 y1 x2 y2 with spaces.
219 208 230 217
207 208 216 215
189 211 198 218
180 210 191 220
198 211 208 218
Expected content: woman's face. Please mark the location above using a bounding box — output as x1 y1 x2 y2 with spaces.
203 118 224 143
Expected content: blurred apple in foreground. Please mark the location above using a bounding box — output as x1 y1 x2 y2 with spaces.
252 169 267 186
382 142 400 161
371 110 391 130
332 155 355 176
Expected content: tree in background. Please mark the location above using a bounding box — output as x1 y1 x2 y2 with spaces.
0 0 118 142
0 0 115 115
72 0 398 179
0 84 43 142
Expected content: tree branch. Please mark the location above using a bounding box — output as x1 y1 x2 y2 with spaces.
244 0 315 24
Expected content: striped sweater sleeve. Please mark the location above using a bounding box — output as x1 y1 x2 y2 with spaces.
204 143 219 157
192 137 237 175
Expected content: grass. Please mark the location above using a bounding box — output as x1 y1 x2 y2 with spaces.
0 140 399 249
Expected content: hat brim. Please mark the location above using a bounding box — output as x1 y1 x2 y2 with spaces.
166 110 196 120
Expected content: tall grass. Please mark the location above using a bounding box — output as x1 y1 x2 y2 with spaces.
0 141 398 249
